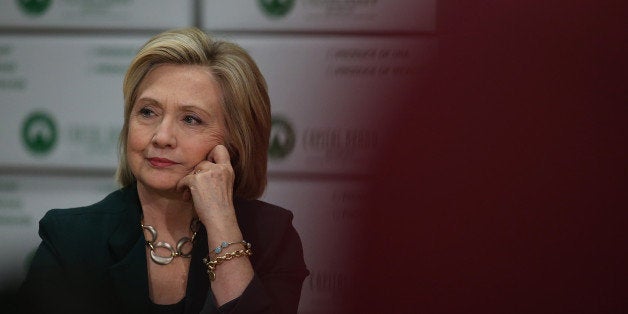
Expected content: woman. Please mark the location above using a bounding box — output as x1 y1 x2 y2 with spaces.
20 28 308 314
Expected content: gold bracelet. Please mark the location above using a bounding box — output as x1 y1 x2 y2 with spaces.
202 248 253 281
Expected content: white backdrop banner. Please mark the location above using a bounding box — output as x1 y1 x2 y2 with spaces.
0 0 192 29
0 34 436 175
0 35 148 170
231 35 436 175
202 0 435 33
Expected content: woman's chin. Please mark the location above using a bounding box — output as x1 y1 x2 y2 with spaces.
137 177 182 196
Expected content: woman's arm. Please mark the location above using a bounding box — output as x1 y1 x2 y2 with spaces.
177 145 255 305
178 145 308 313
201 212 309 314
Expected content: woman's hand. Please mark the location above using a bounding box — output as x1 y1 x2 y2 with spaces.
177 145 253 305
177 144 237 231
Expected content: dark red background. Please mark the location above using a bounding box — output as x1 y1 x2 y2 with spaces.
349 1 627 313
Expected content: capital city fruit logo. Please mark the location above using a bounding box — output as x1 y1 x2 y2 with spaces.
258 0 295 18
268 116 295 160
21 111 58 156
16 0 52 16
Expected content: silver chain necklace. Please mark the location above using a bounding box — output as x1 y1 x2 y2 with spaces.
141 217 200 265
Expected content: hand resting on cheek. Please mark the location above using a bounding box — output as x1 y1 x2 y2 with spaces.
177 144 238 231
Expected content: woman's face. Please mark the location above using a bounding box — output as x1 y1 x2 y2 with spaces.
127 64 226 195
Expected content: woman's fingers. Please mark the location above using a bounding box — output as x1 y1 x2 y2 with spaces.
181 188 192 202
207 144 230 165
177 144 234 204
176 173 192 195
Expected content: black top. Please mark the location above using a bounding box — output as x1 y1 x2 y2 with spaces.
150 298 186 314
150 298 238 314
19 184 309 314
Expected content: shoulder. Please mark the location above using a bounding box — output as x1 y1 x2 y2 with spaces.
233 198 295 227
42 186 131 223
233 198 297 240
234 198 308 276
38 185 139 245
233 197 300 246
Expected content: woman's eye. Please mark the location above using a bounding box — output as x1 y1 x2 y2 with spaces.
183 115 202 125
139 107 154 117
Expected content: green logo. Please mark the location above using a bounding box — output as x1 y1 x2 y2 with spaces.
16 0 52 16
21 111 58 156
258 0 295 18
268 116 295 160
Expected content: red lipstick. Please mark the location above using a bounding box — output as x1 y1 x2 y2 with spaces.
148 157 177 167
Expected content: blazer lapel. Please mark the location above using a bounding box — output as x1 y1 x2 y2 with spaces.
106 184 149 313
108 236 149 313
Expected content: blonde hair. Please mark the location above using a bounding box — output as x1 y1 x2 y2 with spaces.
116 27 270 200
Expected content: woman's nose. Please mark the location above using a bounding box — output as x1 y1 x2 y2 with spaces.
151 118 177 148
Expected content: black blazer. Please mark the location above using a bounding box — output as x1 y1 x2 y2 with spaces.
19 184 308 314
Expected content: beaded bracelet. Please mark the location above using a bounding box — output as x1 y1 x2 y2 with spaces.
202 248 253 281
210 240 251 255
